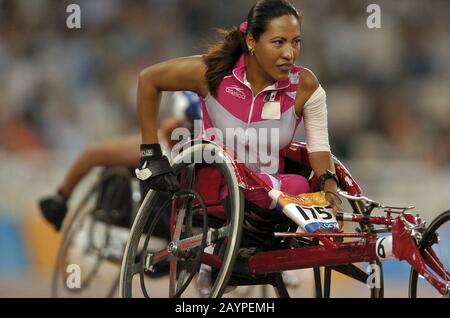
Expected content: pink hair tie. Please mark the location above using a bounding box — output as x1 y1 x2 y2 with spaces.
239 21 248 33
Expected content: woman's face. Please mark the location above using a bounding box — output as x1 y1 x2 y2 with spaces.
249 15 302 82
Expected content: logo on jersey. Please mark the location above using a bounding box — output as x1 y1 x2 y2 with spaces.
289 72 299 84
225 85 246 100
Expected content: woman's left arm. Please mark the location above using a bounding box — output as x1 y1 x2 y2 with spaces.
295 68 342 212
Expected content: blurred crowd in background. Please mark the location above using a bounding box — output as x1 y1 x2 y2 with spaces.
0 0 449 216
1 0 449 164
0 0 448 212
0 0 449 295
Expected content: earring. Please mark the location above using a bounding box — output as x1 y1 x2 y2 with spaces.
250 48 255 56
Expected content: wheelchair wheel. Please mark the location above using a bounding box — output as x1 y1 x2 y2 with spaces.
409 210 450 297
52 168 132 298
120 143 244 298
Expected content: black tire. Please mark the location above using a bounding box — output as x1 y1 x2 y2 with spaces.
120 142 244 298
409 210 450 298
52 168 132 298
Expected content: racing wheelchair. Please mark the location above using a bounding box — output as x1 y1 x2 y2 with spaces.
51 167 145 297
119 140 450 298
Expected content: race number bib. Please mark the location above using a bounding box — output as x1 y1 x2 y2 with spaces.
292 204 338 232
272 191 339 233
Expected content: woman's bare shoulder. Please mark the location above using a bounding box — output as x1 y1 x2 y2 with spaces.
298 67 320 95
294 67 321 113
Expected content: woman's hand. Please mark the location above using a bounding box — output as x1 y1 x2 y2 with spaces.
136 144 180 196
306 153 343 229
323 180 343 230
324 189 343 213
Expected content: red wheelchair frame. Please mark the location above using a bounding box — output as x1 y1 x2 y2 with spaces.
189 141 449 296
119 140 449 298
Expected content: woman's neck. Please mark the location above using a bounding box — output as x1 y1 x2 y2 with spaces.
245 56 276 96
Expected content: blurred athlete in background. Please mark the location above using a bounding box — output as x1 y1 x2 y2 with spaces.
38 91 201 231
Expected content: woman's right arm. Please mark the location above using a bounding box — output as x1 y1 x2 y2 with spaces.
137 55 208 144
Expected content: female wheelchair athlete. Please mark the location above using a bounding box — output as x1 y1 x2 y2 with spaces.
119 140 449 298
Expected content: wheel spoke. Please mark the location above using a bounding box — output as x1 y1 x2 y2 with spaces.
177 233 204 250
169 256 178 297
144 248 171 271
173 207 186 242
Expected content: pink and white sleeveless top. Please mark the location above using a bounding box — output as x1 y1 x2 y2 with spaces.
200 54 303 175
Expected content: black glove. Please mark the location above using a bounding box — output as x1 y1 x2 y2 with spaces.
135 144 180 195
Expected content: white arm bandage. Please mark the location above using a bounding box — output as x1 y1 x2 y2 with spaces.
302 85 331 153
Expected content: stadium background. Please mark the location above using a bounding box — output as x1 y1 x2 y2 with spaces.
0 0 449 297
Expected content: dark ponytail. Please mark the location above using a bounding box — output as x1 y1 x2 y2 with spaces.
203 27 247 97
203 0 301 97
